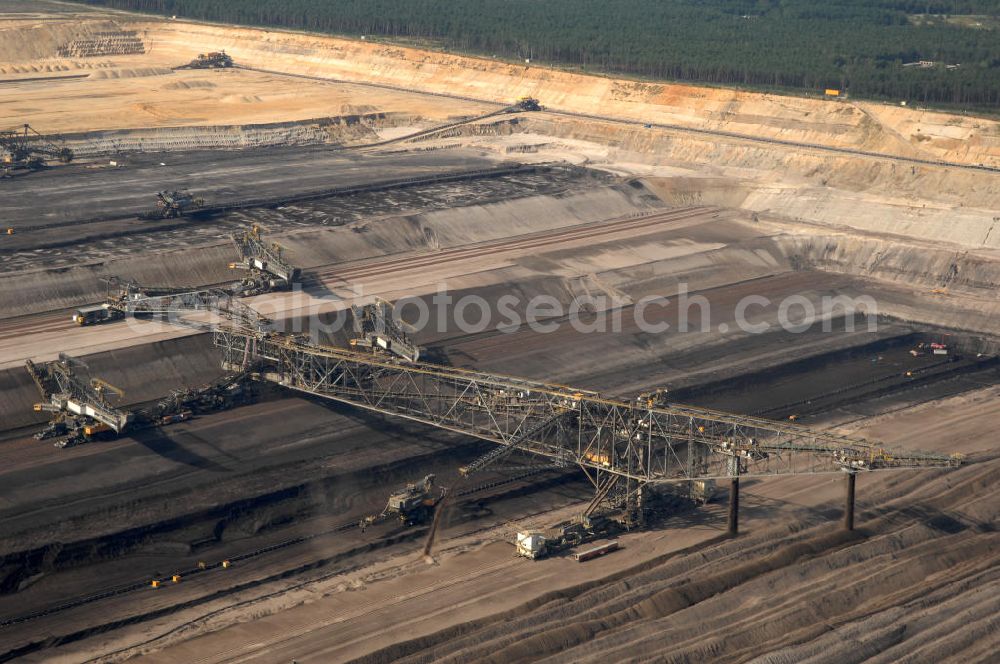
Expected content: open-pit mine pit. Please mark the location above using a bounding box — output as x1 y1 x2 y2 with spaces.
0 2 997 663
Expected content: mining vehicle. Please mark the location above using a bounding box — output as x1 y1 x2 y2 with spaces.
182 51 234 69
516 514 618 560
513 97 542 112
72 304 124 326
350 297 421 363
140 190 205 220
1 124 73 176
688 479 716 504
229 226 301 296
360 474 445 530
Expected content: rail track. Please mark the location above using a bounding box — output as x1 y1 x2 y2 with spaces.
0 206 715 341
313 205 717 284
7 164 540 236
0 311 69 341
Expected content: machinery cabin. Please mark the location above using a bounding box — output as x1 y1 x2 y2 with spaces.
350 298 420 363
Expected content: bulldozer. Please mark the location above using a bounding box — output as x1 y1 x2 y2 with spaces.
360 475 444 530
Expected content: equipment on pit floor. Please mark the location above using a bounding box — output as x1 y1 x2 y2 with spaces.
516 514 618 560
514 478 707 561
351 297 420 363
229 225 301 296
26 355 133 447
149 372 254 420
1 124 73 176
360 475 445 530
688 479 716 504
179 51 234 69
511 97 542 112
910 340 952 358
139 190 205 220
72 303 124 326
27 351 254 448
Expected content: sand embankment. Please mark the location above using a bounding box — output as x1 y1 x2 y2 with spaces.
2 14 999 167
137 20 1000 167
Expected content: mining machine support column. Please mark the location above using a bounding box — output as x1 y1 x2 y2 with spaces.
728 478 740 536
844 470 857 531
728 456 740 536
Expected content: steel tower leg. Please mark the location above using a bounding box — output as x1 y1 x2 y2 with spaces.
844 471 856 531
728 476 739 536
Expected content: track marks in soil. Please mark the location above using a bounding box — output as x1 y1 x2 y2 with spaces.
354 457 999 663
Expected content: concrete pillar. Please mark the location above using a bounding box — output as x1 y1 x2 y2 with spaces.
728 476 739 536
844 471 856 531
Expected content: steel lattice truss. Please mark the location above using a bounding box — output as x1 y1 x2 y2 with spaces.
231 227 298 283
113 288 271 332
214 328 960 491
351 298 421 363
29 356 131 432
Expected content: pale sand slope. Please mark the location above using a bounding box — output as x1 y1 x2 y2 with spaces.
138 20 1000 167
0 62 488 134
1 13 999 166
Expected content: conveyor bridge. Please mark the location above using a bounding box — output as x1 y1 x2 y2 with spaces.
214 327 959 521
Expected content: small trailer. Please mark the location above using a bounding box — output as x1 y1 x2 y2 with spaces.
574 540 620 563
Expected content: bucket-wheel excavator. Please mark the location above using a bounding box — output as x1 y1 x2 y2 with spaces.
1 124 73 176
